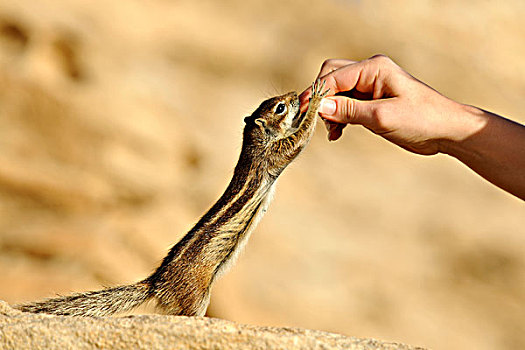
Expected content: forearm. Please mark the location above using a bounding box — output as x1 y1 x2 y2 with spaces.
439 104 525 200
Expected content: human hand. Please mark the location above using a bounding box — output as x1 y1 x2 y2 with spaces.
300 55 525 199
300 55 473 156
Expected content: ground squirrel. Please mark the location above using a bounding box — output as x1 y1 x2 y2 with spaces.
15 80 329 317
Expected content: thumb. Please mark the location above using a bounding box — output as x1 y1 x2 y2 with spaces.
319 96 376 127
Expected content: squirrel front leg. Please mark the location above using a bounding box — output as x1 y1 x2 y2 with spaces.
273 80 329 160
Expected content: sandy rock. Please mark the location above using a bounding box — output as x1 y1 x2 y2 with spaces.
1 1 524 350
0 301 423 350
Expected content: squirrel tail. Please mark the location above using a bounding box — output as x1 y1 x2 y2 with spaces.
14 281 153 317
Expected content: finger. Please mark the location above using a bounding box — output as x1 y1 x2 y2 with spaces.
300 55 394 111
319 95 380 129
328 122 346 141
299 89 311 112
322 118 333 132
301 60 369 110
317 59 357 79
322 115 347 142
300 59 356 111
319 55 394 98
322 118 346 134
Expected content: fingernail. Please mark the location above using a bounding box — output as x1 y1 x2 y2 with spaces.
319 98 336 116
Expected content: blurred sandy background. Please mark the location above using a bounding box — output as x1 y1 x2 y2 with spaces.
0 0 524 349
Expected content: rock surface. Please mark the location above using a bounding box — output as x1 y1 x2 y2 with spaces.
0 301 423 350
0 1 524 350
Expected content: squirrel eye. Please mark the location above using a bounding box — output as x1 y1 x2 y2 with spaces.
275 102 286 115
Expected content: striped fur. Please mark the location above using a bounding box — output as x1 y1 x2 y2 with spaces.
15 81 328 317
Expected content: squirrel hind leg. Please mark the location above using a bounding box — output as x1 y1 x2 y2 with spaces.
152 287 211 316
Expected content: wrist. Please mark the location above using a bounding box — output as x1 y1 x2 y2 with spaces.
437 103 489 159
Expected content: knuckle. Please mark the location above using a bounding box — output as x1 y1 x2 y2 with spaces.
369 54 401 76
325 74 339 93
320 59 331 71
342 98 355 123
346 99 355 121
321 58 336 68
320 59 337 74
369 54 396 70
320 58 350 76
370 54 392 63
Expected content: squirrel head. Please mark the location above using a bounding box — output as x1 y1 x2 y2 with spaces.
243 91 302 141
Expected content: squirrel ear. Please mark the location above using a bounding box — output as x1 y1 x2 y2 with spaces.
254 118 267 128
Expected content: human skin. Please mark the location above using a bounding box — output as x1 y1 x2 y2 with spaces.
299 55 525 200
